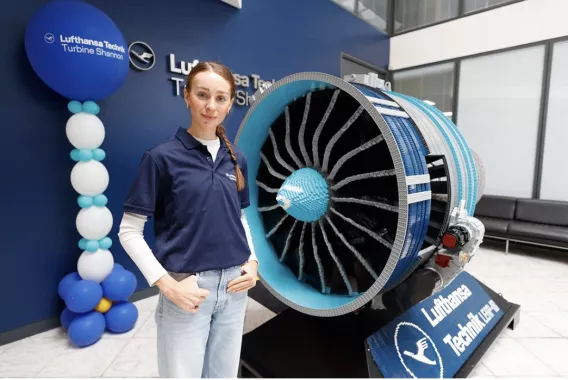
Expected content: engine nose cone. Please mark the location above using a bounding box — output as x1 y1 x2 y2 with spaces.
276 167 329 222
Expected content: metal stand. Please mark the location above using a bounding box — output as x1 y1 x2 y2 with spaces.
239 276 520 378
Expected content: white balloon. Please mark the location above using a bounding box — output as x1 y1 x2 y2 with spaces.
71 161 109 196
77 249 114 283
76 206 113 240
66 113 105 149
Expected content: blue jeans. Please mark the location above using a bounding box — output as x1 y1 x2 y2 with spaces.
155 265 248 378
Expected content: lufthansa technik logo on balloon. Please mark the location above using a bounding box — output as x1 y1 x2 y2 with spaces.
48 34 126 61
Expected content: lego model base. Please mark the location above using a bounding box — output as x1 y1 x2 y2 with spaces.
239 276 520 378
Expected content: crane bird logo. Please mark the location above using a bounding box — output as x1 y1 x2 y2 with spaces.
394 322 444 378
403 338 437 365
128 41 155 71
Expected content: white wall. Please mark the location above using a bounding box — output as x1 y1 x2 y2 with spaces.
220 0 242 9
390 0 568 70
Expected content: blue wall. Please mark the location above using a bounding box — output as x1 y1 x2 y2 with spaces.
0 0 389 334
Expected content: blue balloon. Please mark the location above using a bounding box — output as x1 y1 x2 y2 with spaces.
58 272 81 300
78 238 88 250
99 237 112 250
92 149 106 162
77 195 93 208
24 0 128 101
113 263 124 270
102 268 137 301
93 194 108 206
65 280 103 313
70 149 80 162
68 311 106 347
105 302 138 333
82 101 100 115
67 100 82 114
78 149 93 162
60 307 79 330
85 240 99 252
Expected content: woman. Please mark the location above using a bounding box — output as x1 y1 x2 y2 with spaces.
118 61 258 378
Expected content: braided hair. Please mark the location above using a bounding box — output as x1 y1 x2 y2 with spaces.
216 125 245 191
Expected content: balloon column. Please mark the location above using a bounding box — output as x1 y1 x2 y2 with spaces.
24 0 138 347
55 101 139 347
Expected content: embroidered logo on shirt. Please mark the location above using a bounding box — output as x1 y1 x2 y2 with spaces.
226 173 237 182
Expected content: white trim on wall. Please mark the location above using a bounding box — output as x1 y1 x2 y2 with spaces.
389 0 568 70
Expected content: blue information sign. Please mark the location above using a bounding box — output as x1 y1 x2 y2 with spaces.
367 271 504 378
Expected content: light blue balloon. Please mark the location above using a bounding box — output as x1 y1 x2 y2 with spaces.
99 237 112 250
86 240 99 252
67 100 82 114
78 149 93 162
93 194 107 207
70 149 80 162
77 195 93 208
78 238 88 250
92 148 106 161
82 101 100 115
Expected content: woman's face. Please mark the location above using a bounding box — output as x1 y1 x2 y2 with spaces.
185 71 233 130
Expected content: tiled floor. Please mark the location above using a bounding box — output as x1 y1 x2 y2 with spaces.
1 242 567 378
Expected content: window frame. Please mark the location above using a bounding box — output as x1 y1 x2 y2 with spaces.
340 52 388 79
387 0 526 36
389 35 568 199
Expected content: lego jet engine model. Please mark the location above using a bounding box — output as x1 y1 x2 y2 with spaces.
235 72 485 317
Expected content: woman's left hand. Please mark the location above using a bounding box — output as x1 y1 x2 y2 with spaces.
227 261 258 293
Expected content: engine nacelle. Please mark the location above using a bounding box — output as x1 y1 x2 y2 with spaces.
235 72 485 317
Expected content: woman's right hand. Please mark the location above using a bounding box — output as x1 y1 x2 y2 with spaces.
156 275 210 313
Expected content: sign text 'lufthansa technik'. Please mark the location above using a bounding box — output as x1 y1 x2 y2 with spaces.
366 272 503 378
168 54 275 107
56 34 125 60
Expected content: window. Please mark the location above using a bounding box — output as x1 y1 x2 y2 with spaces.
331 0 389 32
463 0 520 14
392 62 455 114
393 0 458 33
539 41 568 201
456 45 546 198
341 53 386 79
332 0 356 13
358 0 389 32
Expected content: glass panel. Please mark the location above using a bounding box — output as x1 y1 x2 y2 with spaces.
331 0 356 13
330 0 389 32
464 0 519 14
341 56 386 78
540 41 568 201
394 0 458 33
393 62 455 113
358 0 389 32
457 45 545 198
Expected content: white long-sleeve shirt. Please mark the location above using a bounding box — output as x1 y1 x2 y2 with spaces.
118 135 257 286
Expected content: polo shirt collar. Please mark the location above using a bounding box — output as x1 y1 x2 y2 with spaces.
176 127 201 150
175 127 229 151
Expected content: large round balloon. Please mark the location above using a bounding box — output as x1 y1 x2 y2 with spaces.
24 0 129 101
77 249 114 283
66 113 105 150
68 311 106 347
71 161 109 196
76 206 113 240
65 280 103 313
102 268 137 301
105 302 138 333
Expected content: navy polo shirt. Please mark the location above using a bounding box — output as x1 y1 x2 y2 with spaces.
123 127 251 274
